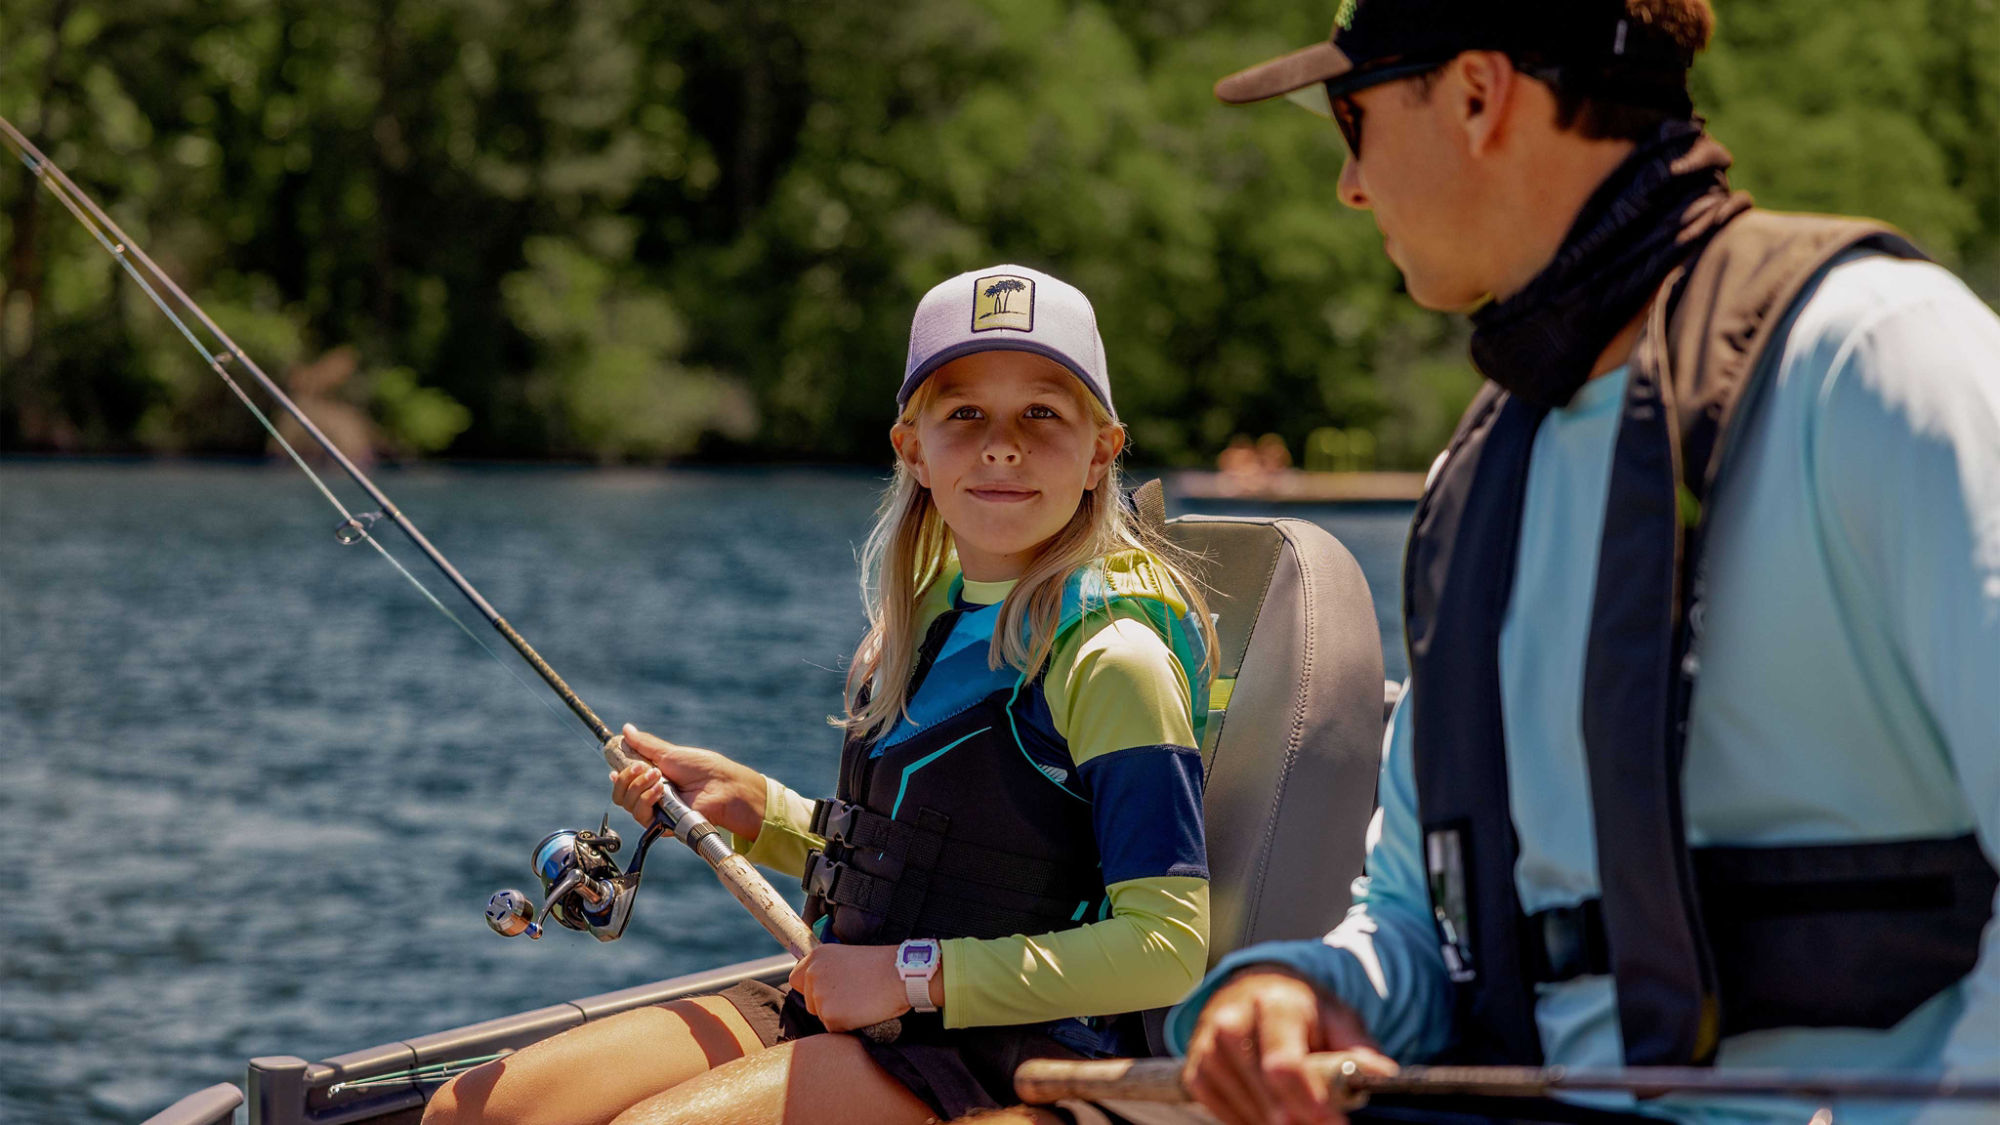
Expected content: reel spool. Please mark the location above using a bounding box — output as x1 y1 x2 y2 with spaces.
487 815 667 942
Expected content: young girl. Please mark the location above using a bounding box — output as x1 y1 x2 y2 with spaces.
425 265 1217 1125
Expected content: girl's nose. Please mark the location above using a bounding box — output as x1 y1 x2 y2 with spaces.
983 428 1023 464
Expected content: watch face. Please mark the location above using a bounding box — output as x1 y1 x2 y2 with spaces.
900 943 936 970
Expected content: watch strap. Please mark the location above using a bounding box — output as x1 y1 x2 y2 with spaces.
904 972 936 1013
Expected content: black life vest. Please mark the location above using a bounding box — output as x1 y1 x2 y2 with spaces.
1404 210 1999 1067
802 555 1209 950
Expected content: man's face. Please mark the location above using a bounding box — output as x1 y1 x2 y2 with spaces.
1334 67 1494 311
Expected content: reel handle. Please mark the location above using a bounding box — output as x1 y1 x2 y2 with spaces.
486 889 540 938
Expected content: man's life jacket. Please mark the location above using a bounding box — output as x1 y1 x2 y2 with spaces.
1404 210 1999 1067
801 552 1209 955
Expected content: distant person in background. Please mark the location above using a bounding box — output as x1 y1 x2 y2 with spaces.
1058 2 2000 1125
1217 434 1262 493
1252 434 1292 477
1216 433 1298 496
425 265 1219 1125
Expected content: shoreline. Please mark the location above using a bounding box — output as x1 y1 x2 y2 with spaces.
1168 469 1427 504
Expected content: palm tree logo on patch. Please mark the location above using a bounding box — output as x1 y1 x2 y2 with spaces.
972 274 1034 332
983 278 1027 312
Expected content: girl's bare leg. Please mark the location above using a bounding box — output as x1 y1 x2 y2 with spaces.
423 995 766 1125
609 1031 939 1125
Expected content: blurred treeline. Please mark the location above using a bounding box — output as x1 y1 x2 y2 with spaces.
3 1 1996 466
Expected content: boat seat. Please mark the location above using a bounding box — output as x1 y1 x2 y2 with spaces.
1134 481 1385 963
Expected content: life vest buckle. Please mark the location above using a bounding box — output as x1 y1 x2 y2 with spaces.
1530 898 1611 983
810 798 865 846
801 849 851 901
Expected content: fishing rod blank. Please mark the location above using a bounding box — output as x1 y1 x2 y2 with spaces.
1012 1057 2000 1107
0 114 605 743
0 114 836 992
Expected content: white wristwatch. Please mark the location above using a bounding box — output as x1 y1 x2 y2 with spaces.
895 938 941 1013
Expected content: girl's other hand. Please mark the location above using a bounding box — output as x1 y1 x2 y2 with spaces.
609 723 768 839
789 944 929 1032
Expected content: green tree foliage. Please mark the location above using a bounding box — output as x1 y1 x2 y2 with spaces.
3 0 1994 466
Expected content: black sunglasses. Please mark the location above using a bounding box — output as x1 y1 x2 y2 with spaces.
1324 58 1452 158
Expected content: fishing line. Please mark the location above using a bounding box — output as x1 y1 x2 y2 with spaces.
7 116 900 1048
3 119 584 742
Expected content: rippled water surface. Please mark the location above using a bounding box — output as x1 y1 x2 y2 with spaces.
0 461 1411 1122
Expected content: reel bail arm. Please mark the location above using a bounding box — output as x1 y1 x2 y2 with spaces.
485 736 814 956
491 735 897 1041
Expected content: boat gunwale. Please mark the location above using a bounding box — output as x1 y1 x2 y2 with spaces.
148 953 797 1125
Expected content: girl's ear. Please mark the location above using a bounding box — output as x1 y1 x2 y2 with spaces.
1086 423 1126 490
891 422 931 489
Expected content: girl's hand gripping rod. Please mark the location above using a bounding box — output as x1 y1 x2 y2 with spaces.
601 733 819 959
482 735 814 953
486 736 900 1042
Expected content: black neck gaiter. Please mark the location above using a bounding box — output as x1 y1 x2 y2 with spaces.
1468 121 1751 410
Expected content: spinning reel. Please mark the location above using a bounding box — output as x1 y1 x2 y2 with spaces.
486 813 667 942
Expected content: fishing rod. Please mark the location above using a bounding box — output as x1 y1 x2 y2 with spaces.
1013 1057 2000 1107
0 114 843 1000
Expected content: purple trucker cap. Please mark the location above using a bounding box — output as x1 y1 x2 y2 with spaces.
898 264 1113 417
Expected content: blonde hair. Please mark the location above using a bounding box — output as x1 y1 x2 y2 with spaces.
842 373 1218 743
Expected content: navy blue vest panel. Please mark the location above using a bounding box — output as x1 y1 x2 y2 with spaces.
811 609 1106 947
1582 341 1720 1065
1403 212 1995 1067
1404 386 1549 1065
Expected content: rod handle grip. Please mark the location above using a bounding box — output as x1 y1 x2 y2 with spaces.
603 735 901 1045
1014 1056 1379 1105
1014 1058 1189 1104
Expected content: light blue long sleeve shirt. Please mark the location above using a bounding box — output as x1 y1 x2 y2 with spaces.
1167 255 2000 1125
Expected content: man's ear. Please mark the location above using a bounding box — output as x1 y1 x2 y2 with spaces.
1086 424 1126 491
891 422 930 489
1449 50 1519 156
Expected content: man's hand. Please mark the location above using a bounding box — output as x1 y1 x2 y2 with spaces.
789 943 929 1032
1182 969 1397 1125
609 723 767 839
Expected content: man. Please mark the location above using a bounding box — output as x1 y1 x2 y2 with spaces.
1103 3 2000 1125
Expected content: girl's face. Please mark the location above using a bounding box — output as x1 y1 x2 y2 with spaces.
892 351 1123 582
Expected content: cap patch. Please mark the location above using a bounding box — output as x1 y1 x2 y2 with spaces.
1335 0 1360 30
972 273 1035 333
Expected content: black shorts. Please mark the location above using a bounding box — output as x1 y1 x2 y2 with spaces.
713 978 1092 1120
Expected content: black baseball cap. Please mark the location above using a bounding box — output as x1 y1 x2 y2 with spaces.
1215 0 1696 117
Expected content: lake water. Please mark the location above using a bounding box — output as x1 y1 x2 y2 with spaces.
0 461 1412 1122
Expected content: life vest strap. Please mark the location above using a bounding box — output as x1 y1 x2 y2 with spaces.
810 797 1095 899
801 848 898 916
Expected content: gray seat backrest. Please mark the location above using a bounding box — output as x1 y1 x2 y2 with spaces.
1161 509 1384 963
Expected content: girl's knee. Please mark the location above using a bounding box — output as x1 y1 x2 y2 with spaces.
656 994 766 1062
422 1053 530 1125
420 999 760 1125
420 1065 497 1125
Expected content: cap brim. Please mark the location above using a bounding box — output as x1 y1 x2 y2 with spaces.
898 341 1112 415
1214 41 1354 106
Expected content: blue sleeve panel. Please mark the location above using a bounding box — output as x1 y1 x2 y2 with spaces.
1078 744 1209 885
